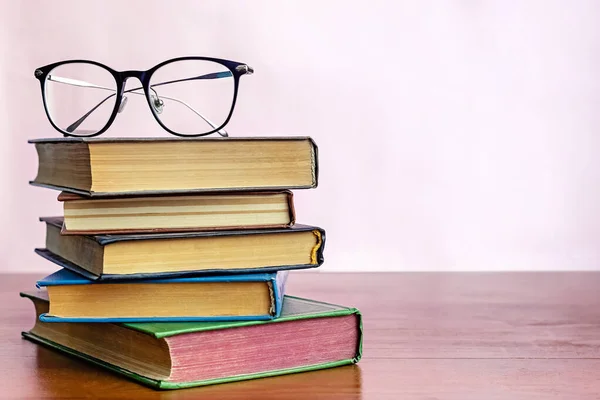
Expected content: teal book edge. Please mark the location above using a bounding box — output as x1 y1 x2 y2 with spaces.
35 269 288 322
21 293 363 390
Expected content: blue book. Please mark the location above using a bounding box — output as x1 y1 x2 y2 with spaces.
36 269 288 323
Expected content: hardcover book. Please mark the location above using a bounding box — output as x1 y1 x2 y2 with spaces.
22 291 362 389
58 190 296 234
37 216 325 280
36 269 287 322
29 137 318 196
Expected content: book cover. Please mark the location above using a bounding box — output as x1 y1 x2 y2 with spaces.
58 190 297 234
37 216 325 281
36 268 288 322
21 292 362 390
29 137 319 197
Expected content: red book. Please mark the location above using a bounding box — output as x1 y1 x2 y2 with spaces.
21 291 362 389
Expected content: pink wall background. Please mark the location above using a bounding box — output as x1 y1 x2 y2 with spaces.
1 0 600 273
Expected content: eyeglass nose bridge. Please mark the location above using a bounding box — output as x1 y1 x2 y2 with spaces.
119 70 148 81
116 71 152 105
118 71 148 95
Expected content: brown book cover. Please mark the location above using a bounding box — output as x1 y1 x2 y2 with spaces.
57 190 296 235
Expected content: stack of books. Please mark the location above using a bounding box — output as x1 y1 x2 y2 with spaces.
21 137 363 389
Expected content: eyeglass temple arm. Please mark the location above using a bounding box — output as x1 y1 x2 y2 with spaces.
66 92 118 133
47 73 231 136
65 83 227 136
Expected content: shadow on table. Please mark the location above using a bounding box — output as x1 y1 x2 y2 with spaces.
158 365 363 400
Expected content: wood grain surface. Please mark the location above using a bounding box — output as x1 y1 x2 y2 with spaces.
2 272 600 399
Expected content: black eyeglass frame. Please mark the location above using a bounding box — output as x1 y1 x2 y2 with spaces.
34 56 254 138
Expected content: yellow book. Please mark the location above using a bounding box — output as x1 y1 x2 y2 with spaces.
36 216 325 280
58 190 295 234
30 137 318 196
34 269 288 321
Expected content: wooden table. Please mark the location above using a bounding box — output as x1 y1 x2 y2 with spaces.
2 272 599 399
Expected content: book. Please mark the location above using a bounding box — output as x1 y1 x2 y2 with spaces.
21 291 362 389
36 217 325 280
35 269 288 322
29 137 318 196
58 190 296 234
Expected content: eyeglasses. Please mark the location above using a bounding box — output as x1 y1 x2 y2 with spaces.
34 57 254 138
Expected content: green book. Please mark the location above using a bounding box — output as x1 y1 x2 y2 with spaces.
21 291 362 390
